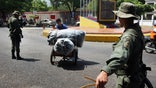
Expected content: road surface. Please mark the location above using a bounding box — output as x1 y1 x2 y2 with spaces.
0 27 156 88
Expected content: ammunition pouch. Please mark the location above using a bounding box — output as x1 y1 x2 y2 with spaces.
117 75 130 88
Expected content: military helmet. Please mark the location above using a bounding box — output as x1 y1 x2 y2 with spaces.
113 2 139 19
12 11 20 16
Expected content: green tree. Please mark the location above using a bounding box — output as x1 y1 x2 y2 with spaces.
31 0 49 11
86 0 97 11
0 0 33 21
0 0 32 13
116 0 154 16
85 0 151 17
154 4 156 9
49 0 80 17
0 0 49 13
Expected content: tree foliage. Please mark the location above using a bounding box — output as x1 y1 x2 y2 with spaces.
0 0 154 17
117 0 154 16
0 0 32 13
154 4 156 10
0 0 50 14
50 0 80 11
31 0 49 12
49 0 80 17
86 0 97 11
81 0 152 17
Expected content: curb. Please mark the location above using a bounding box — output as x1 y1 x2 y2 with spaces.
84 33 150 42
43 29 150 42
85 34 120 42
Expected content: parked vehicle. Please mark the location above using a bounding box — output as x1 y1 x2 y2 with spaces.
144 36 156 53
36 19 54 27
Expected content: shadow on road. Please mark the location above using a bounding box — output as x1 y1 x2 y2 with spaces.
18 58 40 62
55 58 99 70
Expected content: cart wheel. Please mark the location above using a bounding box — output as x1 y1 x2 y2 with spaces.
50 49 55 65
73 48 78 65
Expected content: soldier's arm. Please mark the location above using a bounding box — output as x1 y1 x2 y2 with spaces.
101 35 134 75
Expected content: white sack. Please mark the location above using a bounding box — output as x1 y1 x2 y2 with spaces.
48 29 85 47
54 38 74 55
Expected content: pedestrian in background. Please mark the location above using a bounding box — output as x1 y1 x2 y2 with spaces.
8 11 23 60
96 2 145 88
55 18 68 30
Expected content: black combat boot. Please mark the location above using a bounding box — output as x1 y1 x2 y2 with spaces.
16 52 23 60
12 50 16 59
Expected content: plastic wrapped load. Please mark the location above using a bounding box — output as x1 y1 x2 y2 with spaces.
47 30 58 45
54 38 74 55
48 29 85 47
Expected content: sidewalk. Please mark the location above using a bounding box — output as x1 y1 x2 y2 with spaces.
42 25 153 42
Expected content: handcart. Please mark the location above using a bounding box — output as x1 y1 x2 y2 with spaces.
48 29 85 65
50 46 78 65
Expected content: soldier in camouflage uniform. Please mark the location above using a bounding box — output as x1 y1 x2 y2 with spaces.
8 11 23 60
96 2 145 88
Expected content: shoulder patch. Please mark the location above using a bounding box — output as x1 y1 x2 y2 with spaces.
123 37 131 49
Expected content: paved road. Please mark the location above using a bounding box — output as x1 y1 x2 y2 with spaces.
0 27 156 88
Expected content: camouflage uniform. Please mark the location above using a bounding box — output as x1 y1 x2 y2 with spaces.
102 23 145 88
8 11 23 60
101 2 145 88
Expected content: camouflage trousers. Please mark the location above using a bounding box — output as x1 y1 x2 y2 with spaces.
11 36 21 53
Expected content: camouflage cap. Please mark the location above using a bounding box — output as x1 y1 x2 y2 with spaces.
113 2 139 19
12 11 20 15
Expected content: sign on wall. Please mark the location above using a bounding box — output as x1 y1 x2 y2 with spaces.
50 15 55 19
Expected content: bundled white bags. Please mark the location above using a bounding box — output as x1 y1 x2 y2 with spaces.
48 29 85 47
54 38 74 55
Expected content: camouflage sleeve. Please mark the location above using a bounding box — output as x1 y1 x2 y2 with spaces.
101 35 134 75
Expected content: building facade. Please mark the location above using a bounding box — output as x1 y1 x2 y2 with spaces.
24 11 80 25
145 0 156 20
